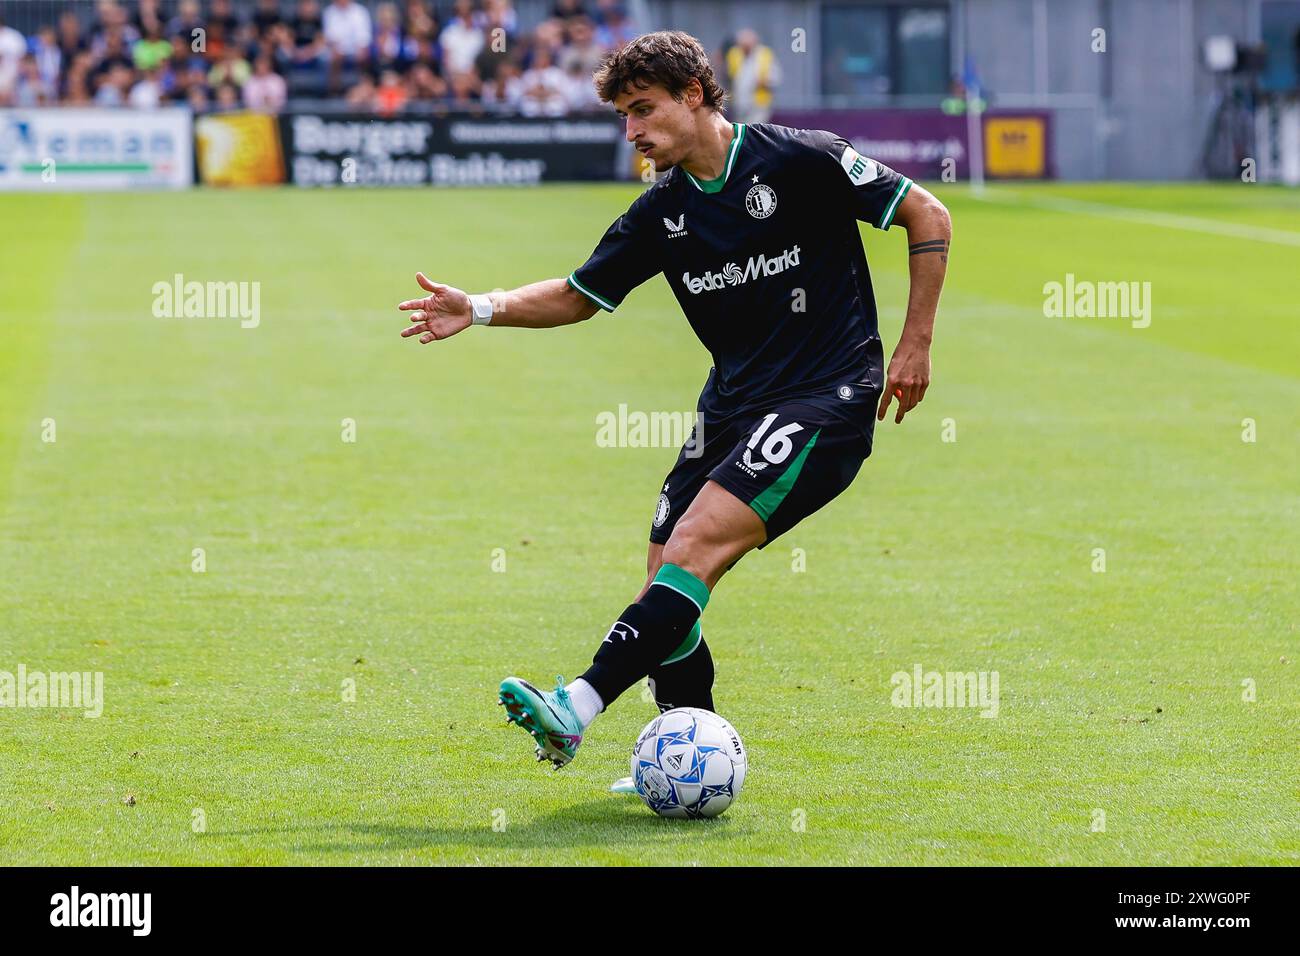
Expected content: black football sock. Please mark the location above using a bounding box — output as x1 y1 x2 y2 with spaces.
649 624 715 712
580 563 711 708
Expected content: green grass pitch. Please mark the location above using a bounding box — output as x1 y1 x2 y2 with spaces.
1 181 1296 865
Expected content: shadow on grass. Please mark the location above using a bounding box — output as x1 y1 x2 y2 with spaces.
210 797 737 857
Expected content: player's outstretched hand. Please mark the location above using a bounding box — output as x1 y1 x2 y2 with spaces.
398 272 473 344
878 337 931 424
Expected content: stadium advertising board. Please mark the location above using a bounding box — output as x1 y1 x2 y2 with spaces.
771 109 1052 181
0 108 193 191
983 116 1049 177
283 113 625 187
196 112 287 187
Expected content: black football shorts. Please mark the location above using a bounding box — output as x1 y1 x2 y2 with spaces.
648 399 876 549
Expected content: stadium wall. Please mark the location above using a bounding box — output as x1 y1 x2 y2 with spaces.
641 0 1273 180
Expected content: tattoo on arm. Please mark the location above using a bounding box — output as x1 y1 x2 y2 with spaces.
909 239 949 263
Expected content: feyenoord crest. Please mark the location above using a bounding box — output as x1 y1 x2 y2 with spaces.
654 493 670 527
745 183 777 219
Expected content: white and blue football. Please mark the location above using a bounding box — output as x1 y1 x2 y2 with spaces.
632 707 747 818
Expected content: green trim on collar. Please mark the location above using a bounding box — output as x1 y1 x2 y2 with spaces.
682 123 746 194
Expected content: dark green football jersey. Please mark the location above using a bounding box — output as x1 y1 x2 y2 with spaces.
568 122 914 431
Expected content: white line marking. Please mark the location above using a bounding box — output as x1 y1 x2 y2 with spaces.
980 190 1300 247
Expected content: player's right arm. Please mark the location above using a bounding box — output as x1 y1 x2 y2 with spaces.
397 272 598 344
398 192 662 344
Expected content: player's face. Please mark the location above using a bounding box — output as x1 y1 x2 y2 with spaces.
613 82 699 171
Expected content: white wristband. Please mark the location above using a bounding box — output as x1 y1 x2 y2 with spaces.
469 293 494 326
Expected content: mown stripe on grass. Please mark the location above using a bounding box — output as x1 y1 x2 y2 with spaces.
0 195 84 514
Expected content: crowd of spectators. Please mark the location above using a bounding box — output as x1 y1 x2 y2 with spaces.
0 0 641 115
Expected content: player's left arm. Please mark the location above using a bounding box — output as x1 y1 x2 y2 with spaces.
878 184 951 424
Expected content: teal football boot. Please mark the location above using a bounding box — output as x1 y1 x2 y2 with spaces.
498 675 584 769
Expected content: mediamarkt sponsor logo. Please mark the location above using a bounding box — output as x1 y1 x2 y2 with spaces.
681 245 801 294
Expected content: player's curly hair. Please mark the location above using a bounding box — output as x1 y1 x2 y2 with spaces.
593 31 727 112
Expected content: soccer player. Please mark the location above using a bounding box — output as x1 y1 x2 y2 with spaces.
395 31 951 777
